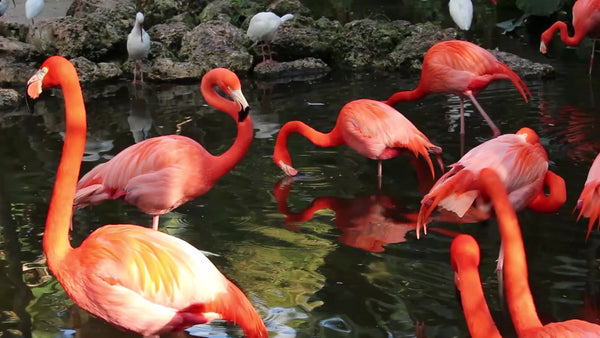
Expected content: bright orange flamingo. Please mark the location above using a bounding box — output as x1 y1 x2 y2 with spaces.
382 40 531 138
450 168 600 337
28 56 267 337
540 0 600 75
576 152 600 239
74 67 253 230
272 99 444 183
417 128 566 271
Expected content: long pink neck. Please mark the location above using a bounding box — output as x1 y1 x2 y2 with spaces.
382 86 428 106
43 60 86 272
273 121 344 165
543 21 588 47
480 169 543 334
200 75 253 181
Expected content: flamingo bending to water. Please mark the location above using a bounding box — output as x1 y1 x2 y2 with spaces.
451 169 600 337
28 56 267 337
273 99 444 182
127 12 151 84
540 0 600 76
74 68 253 230
383 40 531 138
576 152 600 239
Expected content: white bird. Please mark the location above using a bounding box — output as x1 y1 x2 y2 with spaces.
25 0 44 25
247 11 294 63
449 0 473 31
127 12 151 84
0 0 15 17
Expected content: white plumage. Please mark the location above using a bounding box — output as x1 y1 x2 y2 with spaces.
247 11 293 63
449 0 473 31
25 0 44 24
127 12 151 84
0 0 15 17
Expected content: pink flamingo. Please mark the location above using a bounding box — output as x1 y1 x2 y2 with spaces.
74 68 253 230
576 152 600 239
272 99 444 183
450 169 600 337
28 56 267 337
540 0 600 75
383 40 531 138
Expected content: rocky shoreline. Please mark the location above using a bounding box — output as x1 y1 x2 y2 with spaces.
0 0 554 109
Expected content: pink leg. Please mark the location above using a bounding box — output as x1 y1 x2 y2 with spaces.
267 41 273 62
139 61 144 84
260 43 266 63
466 92 500 138
152 215 159 230
590 39 596 76
377 160 382 190
459 97 465 136
132 61 138 84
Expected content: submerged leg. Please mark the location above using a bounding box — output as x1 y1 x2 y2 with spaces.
590 39 596 76
466 91 500 138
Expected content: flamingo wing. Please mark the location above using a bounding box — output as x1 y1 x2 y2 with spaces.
576 153 600 239
75 135 210 215
71 225 237 335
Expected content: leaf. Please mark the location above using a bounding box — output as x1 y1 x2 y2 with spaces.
516 0 562 16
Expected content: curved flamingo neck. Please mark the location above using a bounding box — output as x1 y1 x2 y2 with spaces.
526 171 566 213
273 121 343 165
480 169 543 334
201 72 240 120
383 86 427 106
208 116 254 181
542 21 587 47
451 245 501 337
43 59 86 270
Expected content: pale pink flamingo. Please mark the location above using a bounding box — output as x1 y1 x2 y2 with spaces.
450 168 600 337
27 56 267 337
272 99 444 184
383 40 531 138
540 0 600 75
74 67 253 230
576 152 600 239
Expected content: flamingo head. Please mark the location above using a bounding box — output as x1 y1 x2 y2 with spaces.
516 127 540 144
450 234 481 289
229 88 250 122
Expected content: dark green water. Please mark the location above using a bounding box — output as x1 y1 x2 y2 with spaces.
2 1 600 337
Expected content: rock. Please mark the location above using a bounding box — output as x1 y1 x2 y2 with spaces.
266 0 312 17
147 17 191 54
70 57 123 83
179 20 253 73
139 0 207 28
491 49 555 80
0 36 39 84
199 0 261 26
0 88 20 110
252 57 330 81
147 58 206 82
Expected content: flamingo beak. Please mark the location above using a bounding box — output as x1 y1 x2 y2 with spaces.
540 41 547 54
229 88 250 122
25 67 48 113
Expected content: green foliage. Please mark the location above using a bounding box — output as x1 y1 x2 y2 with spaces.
515 0 563 16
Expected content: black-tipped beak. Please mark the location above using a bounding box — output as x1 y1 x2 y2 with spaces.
238 106 250 122
25 91 36 114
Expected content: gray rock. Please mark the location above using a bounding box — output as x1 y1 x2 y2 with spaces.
0 88 20 110
70 57 123 83
147 19 191 54
0 36 39 84
252 57 330 80
199 0 261 27
147 58 206 82
179 20 253 73
491 49 555 80
266 0 312 17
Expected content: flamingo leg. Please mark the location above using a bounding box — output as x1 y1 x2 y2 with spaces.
132 61 138 84
267 41 273 62
459 97 466 136
377 160 383 190
139 60 144 84
590 39 596 76
260 42 266 63
466 92 501 138
152 215 159 230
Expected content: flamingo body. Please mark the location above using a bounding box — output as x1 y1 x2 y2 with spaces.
576 152 600 239
449 0 473 30
127 12 151 84
247 11 293 63
450 169 600 337
273 99 443 178
540 0 600 75
28 56 266 337
383 40 531 137
75 68 253 230
417 127 565 237
25 0 44 24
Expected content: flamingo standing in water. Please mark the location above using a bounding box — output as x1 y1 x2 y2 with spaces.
450 169 600 337
576 152 600 239
382 40 531 139
127 12 151 84
540 0 600 76
247 11 294 63
273 99 444 185
74 67 253 230
417 128 566 270
27 56 267 337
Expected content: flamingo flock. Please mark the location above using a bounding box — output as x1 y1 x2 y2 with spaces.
19 1 600 337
